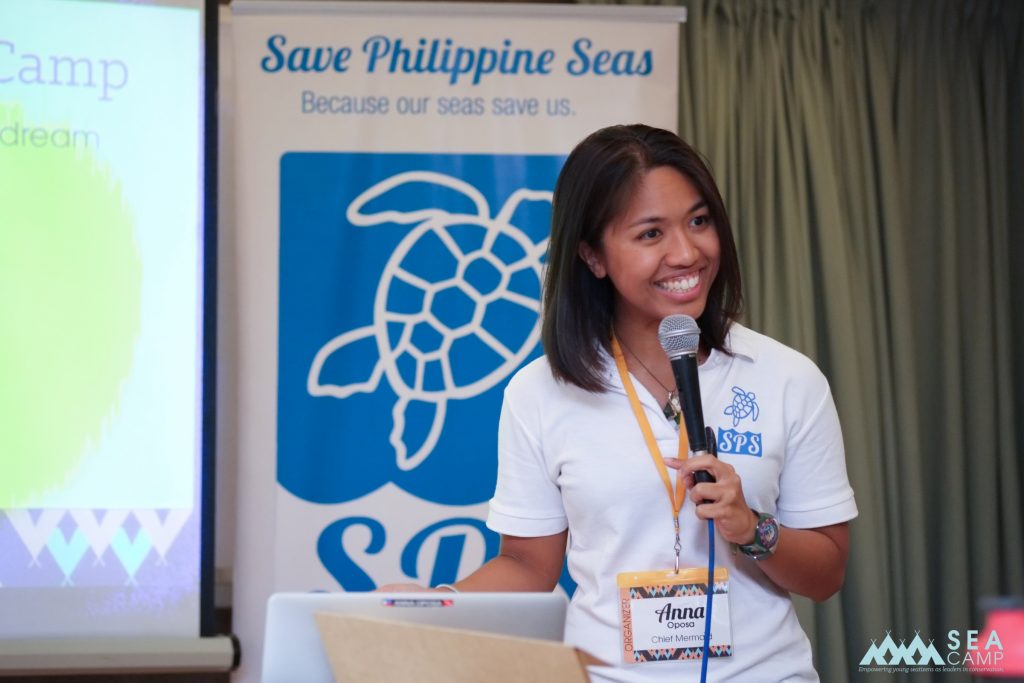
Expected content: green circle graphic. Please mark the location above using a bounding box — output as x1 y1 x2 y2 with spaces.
0 104 142 507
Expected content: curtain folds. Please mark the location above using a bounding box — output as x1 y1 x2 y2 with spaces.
592 0 1024 679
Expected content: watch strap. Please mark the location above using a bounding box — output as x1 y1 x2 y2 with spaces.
737 510 779 560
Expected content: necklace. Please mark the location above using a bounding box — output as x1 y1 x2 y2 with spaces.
616 334 681 422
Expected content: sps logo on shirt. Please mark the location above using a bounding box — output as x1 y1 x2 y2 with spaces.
717 386 763 456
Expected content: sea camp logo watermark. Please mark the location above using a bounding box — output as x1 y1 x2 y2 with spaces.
859 629 1004 674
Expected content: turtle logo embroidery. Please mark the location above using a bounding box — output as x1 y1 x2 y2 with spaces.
723 386 759 427
307 170 551 471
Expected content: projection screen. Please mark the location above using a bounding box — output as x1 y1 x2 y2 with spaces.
0 0 214 644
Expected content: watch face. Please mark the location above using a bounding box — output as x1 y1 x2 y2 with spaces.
757 516 779 549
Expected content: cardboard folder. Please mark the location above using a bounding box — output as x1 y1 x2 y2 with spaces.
315 612 604 683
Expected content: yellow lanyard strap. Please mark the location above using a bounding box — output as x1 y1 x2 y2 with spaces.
611 336 689 519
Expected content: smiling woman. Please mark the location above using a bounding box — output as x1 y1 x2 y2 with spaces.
377 125 858 683
577 166 721 344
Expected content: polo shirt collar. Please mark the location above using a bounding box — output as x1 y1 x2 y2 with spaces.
719 322 758 362
597 321 758 381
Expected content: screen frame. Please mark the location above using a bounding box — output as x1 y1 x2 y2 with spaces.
200 0 219 639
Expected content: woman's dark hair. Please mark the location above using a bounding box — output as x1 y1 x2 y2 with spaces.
541 124 743 392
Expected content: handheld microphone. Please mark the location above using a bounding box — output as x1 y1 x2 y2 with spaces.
658 314 716 484
660 315 718 683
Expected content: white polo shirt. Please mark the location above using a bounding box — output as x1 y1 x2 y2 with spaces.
487 323 858 682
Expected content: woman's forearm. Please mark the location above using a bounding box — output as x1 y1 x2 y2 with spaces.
752 522 849 602
445 530 568 593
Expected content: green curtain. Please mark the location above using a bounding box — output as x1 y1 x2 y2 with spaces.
592 0 1024 679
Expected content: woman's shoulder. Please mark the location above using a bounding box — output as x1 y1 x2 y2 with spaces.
726 323 828 386
505 354 558 393
505 353 600 400
501 356 574 425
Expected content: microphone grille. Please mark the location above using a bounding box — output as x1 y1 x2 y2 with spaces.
658 315 701 358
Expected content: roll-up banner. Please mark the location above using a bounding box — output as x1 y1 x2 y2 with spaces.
230 2 684 677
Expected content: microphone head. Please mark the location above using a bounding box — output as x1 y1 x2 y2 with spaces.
658 314 701 359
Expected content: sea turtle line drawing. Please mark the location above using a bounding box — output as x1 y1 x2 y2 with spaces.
307 170 551 471
723 385 759 426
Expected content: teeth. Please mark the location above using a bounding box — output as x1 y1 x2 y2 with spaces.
657 274 700 293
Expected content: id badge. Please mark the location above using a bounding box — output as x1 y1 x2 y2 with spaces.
616 568 733 664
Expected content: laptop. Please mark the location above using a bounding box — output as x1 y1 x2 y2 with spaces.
261 591 569 683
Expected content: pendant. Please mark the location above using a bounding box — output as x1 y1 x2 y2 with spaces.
662 392 681 423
